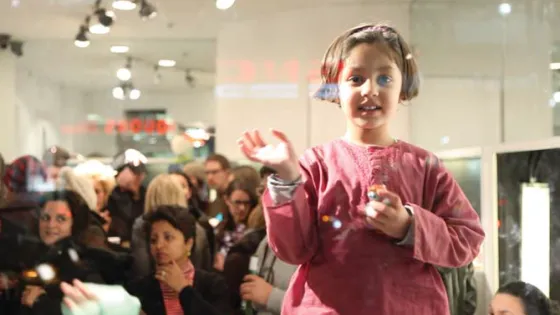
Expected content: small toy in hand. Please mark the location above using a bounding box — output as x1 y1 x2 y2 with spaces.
365 184 386 217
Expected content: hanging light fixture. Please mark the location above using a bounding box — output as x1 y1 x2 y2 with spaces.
116 57 133 81
113 82 141 100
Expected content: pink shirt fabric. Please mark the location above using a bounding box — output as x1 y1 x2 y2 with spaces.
262 138 485 315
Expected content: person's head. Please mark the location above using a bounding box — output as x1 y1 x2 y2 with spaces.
92 178 115 211
315 23 419 138
230 165 261 189
183 161 205 190
168 170 193 203
204 154 231 192
224 179 258 225
2 155 47 196
38 190 90 246
112 149 147 192
144 205 196 267
144 174 187 214
490 281 559 315
73 159 116 211
56 167 97 212
42 146 71 181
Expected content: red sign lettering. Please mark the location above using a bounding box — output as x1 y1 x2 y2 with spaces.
60 119 173 135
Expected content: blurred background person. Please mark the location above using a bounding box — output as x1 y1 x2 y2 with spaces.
106 149 148 247
42 146 71 182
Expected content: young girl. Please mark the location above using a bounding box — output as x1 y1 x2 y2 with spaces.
238 23 485 315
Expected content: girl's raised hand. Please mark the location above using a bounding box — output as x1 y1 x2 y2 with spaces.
238 129 300 181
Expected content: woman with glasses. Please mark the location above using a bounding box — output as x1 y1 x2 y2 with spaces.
214 179 259 272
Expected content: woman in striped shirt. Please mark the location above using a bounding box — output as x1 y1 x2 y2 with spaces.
128 205 231 315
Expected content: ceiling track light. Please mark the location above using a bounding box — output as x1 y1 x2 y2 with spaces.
0 33 24 57
139 0 157 20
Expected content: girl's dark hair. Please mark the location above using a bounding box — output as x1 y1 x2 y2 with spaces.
315 23 420 104
143 205 197 243
497 281 560 315
39 190 91 240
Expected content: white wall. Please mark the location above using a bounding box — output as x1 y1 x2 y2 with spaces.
14 67 82 159
409 1 554 151
215 4 411 159
0 52 18 161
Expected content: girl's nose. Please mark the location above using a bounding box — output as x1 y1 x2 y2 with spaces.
361 79 379 97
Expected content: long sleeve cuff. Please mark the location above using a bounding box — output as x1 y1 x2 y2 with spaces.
267 175 302 206
396 205 415 246
265 287 286 314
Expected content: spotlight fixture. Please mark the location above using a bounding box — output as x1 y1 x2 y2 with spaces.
74 25 90 48
139 0 157 20
112 0 137 11
0 34 24 57
216 0 235 10
95 8 115 27
90 1 115 34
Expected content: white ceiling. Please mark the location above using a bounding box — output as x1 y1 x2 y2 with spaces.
17 38 217 90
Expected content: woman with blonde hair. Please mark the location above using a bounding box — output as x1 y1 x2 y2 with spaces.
131 174 212 281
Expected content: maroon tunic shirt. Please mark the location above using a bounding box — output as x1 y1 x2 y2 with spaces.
263 138 485 315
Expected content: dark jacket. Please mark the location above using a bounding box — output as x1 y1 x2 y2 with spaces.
223 228 267 312
438 263 477 315
14 238 106 315
107 186 146 243
127 269 232 315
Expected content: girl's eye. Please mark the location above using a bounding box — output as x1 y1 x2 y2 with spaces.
348 76 365 84
377 75 392 87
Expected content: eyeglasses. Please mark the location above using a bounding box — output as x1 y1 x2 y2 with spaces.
231 200 252 207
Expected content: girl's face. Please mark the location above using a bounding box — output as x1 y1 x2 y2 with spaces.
338 43 403 134
226 189 252 224
488 293 525 315
39 200 73 245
